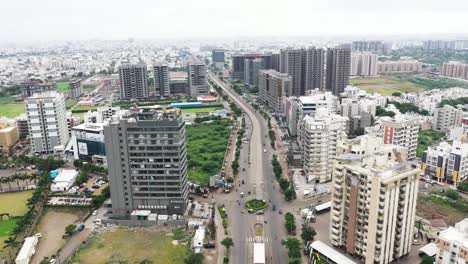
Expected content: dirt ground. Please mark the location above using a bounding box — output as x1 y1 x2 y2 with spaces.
416 199 468 226
31 208 89 263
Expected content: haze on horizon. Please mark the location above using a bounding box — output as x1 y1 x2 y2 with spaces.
2 0 468 42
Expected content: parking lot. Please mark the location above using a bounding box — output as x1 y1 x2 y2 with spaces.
48 196 93 206
292 169 331 201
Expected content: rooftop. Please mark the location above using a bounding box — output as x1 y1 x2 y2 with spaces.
72 122 104 132
439 218 468 248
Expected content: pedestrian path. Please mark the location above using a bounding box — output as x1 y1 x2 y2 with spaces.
245 236 277 243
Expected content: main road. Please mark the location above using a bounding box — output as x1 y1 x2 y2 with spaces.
209 74 287 264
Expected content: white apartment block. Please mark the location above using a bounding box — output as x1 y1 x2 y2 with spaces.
69 79 83 99
377 60 423 73
351 52 378 76
446 140 468 184
258 69 292 112
330 152 420 264
25 91 69 154
382 116 419 160
337 134 408 162
303 109 348 183
436 218 468 264
432 105 463 132
187 62 209 97
84 107 123 124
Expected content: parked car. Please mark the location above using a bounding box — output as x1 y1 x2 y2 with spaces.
77 224 85 232
279 209 283 214
92 210 98 216
272 205 276 211
49 259 57 264
34 233 43 238
256 210 264 215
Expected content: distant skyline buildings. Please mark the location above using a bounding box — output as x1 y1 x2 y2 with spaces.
118 63 149 99
326 46 351 95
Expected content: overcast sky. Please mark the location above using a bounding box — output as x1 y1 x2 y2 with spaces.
2 0 468 42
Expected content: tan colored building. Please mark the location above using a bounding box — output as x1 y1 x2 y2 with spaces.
435 218 468 264
377 60 422 73
441 61 468 80
0 124 19 154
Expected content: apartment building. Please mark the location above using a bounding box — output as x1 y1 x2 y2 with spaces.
382 116 419 160
258 70 292 112
352 41 392 54
441 62 468 80
377 60 423 73
432 105 463 132
25 92 69 154
330 152 420 264
187 62 209 97
336 134 408 162
69 79 83 99
435 218 468 264
351 52 378 76
305 47 325 91
302 109 348 183
244 58 264 86
446 141 468 184
423 40 455 50
153 64 170 98
19 80 55 98
326 46 351 95
84 107 122 124
119 63 149 100
104 110 188 218
231 53 276 81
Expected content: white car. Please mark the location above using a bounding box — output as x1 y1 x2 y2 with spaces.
50 259 57 264
263 149 267 153
34 233 43 238
92 210 98 216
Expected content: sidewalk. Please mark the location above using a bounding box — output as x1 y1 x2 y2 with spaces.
271 118 289 178
214 196 226 264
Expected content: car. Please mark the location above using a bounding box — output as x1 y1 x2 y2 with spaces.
263 149 267 153
278 209 283 214
92 210 98 216
34 233 43 238
49 259 57 264
240 192 244 198
256 210 264 215
77 224 85 232
413 239 420 245
272 205 276 211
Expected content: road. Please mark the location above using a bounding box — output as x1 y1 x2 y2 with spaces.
210 74 287 264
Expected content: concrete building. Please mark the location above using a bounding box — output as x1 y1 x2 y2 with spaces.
305 47 325 91
15 236 38 264
351 52 378 76
326 46 351 95
212 49 225 69
258 70 292 112
15 114 29 140
19 80 55 98
330 152 420 264
244 58 264 86
302 109 348 183
25 92 69 154
280 48 307 96
84 107 122 124
50 169 78 192
119 63 149 100
0 125 19 155
72 123 107 165
352 41 392 54
66 112 81 137
69 79 83 99
423 40 455 50
432 105 464 132
153 64 170 98
435 218 468 264
104 110 188 218
337 134 408 162
454 40 468 50
446 140 468 184
382 116 419 160
231 53 275 81
377 60 423 73
441 62 468 80
187 62 209 96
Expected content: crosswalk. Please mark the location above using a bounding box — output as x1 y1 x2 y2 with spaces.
245 236 277 243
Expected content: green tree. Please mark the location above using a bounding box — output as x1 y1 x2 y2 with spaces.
445 189 460 200
221 237 234 252
65 224 77 236
3 236 20 261
184 252 204 264
392 92 402 96
284 188 295 201
279 178 290 190
420 256 434 264
301 226 317 244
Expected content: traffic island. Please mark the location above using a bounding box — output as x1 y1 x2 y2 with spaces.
245 199 268 211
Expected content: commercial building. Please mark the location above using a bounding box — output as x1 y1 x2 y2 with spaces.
231 53 275 81
441 62 468 80
25 91 69 154
0 126 19 155
377 60 423 73
212 49 225 69
104 110 188 218
432 105 463 132
187 62 209 96
435 218 468 264
119 63 149 100
69 79 83 99
244 58 264 86
19 80 55 98
15 236 38 264
258 70 292 112
72 123 107 165
352 41 392 54
153 64 170 98
326 46 351 95
351 52 378 76
50 169 79 192
302 109 348 183
382 116 419 160
66 112 81 137
330 152 420 264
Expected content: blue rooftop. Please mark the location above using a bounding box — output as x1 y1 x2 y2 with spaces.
170 102 203 108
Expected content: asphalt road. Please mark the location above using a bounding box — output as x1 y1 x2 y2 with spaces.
210 74 287 264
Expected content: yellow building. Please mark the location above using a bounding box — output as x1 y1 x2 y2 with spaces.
0 122 19 154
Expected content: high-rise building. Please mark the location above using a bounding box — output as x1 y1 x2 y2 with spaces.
422 40 455 50
305 47 325 91
187 62 210 97
69 79 83 99
432 105 463 132
280 48 306 96
84 107 122 124
153 64 170 98
351 41 392 54
351 52 378 76
454 40 468 50
119 64 149 100
377 60 423 73
258 70 292 112
212 49 225 69
271 53 280 72
231 53 274 81
382 116 419 160
15 114 29 140
330 152 420 264
72 123 107 165
104 110 189 218
25 92 69 154
244 58 265 86
302 109 348 183
435 218 468 264
19 80 55 98
326 46 351 95
441 62 468 80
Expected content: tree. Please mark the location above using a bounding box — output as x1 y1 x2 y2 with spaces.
3 236 20 261
279 178 290 190
301 226 317 244
392 92 402 96
184 252 204 264
353 127 365 136
420 256 434 264
221 237 234 252
65 224 77 236
284 188 295 201
445 189 460 200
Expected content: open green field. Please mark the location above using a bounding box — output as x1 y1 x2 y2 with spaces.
56 81 70 94
186 119 232 183
181 106 224 114
73 105 97 111
417 130 446 158
71 228 189 264
83 87 94 93
350 77 425 95
0 103 25 118
0 97 16 104
0 190 33 216
66 100 78 109
0 219 18 258
72 112 85 122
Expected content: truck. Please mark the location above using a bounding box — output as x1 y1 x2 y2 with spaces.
253 242 265 264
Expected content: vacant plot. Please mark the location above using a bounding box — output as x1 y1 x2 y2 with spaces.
186 119 232 183
56 81 70 94
0 103 25 118
349 76 425 95
181 106 224 114
417 130 446 158
71 227 189 264
31 208 89 263
73 105 97 112
417 195 468 225
0 190 33 216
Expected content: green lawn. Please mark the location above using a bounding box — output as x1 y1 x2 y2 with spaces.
0 219 17 237
186 119 232 183
350 76 425 95
417 130 446 158
84 87 94 93
72 112 85 122
181 106 224 114
73 106 97 111
0 97 16 104
0 103 25 118
56 81 70 94
66 100 78 109
0 190 34 216
71 228 189 264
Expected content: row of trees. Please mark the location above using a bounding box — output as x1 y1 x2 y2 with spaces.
231 118 246 176
0 172 40 192
272 155 295 201
73 160 107 174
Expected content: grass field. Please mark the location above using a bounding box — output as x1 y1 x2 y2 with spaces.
186 119 232 183
349 77 425 95
71 228 189 264
0 97 16 104
0 190 33 216
417 194 468 225
83 87 94 93
0 103 25 118
56 81 70 94
181 106 224 114
417 130 446 158
66 100 78 109
0 219 18 259
72 112 85 121
73 105 97 111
